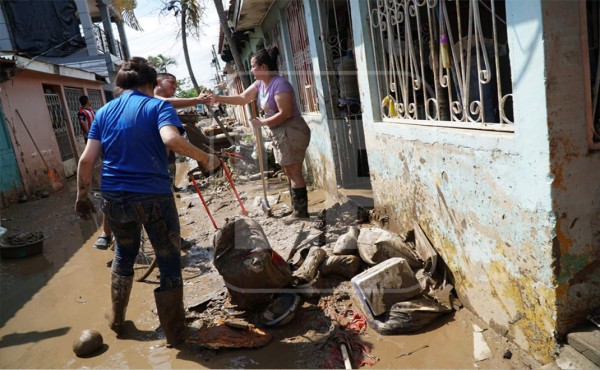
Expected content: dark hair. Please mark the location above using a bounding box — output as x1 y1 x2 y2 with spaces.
253 45 280 72
157 72 176 81
115 57 158 90
79 95 89 106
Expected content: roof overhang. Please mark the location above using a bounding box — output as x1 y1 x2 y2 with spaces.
0 52 106 83
232 0 275 31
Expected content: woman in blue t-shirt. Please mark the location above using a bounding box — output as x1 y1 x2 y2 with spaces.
74 57 220 347
210 46 311 219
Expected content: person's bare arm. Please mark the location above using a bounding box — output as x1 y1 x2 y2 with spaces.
164 94 211 109
159 125 220 172
75 139 101 219
156 91 210 109
79 117 89 135
210 84 258 106
251 92 295 128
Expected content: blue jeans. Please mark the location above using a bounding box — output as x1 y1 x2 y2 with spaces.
101 191 182 291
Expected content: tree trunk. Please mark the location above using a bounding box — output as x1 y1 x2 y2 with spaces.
213 0 250 90
181 4 201 93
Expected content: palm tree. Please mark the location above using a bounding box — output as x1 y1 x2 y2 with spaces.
212 0 250 89
148 54 178 73
111 0 143 31
163 0 206 94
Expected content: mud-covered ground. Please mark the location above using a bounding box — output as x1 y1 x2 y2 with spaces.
0 156 542 369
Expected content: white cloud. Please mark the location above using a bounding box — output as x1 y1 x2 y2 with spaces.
124 0 222 88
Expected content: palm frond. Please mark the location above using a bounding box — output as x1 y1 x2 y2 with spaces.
182 0 207 38
111 0 143 31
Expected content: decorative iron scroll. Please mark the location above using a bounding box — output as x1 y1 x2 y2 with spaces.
368 0 513 127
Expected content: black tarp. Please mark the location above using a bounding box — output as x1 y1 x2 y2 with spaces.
2 0 86 57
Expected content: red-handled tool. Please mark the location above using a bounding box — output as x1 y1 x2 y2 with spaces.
188 159 247 230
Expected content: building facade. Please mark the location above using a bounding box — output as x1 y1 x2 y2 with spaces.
0 0 130 206
0 54 105 206
0 0 130 99
220 0 600 363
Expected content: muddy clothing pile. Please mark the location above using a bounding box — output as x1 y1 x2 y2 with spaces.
213 216 292 310
285 202 461 335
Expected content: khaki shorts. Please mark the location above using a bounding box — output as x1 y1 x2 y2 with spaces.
269 116 311 166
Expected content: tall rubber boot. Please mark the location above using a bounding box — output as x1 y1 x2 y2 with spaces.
288 187 309 220
108 272 134 335
154 286 185 347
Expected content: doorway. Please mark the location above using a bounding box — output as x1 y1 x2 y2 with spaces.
0 104 22 195
317 0 370 187
43 87 76 177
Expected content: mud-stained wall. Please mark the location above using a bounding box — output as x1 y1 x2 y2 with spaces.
0 70 102 195
364 132 556 361
350 0 557 362
541 2 600 336
303 114 337 194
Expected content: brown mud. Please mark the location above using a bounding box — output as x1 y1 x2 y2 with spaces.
0 160 540 369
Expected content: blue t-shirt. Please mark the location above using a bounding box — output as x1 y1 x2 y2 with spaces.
88 90 183 194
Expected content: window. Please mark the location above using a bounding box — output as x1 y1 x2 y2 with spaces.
585 1 600 148
286 0 320 113
368 0 513 129
265 23 287 79
44 86 74 161
64 87 85 138
87 89 103 111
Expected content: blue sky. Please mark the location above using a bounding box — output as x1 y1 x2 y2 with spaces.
124 0 223 89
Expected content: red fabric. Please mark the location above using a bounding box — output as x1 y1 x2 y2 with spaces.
78 107 95 132
344 309 367 334
272 250 287 266
323 309 378 368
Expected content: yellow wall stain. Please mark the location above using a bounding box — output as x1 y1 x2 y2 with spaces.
487 260 557 363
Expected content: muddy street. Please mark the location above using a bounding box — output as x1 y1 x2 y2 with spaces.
0 166 538 369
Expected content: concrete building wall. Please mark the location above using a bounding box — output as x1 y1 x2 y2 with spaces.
0 70 103 194
303 114 337 193
0 6 13 50
350 0 557 362
540 1 600 336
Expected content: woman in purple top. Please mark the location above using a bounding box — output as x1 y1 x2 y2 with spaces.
210 46 311 219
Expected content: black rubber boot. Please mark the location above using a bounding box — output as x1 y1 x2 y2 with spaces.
288 187 309 220
154 286 185 347
108 272 133 335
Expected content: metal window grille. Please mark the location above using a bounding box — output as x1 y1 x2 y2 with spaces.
64 87 85 138
93 24 109 54
286 0 320 113
368 0 513 129
44 93 74 161
319 0 362 119
586 1 600 146
265 23 287 78
87 89 103 111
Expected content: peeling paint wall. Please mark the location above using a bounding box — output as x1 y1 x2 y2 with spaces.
541 1 600 335
350 0 558 363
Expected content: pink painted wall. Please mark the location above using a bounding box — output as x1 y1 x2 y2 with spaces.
0 70 104 196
